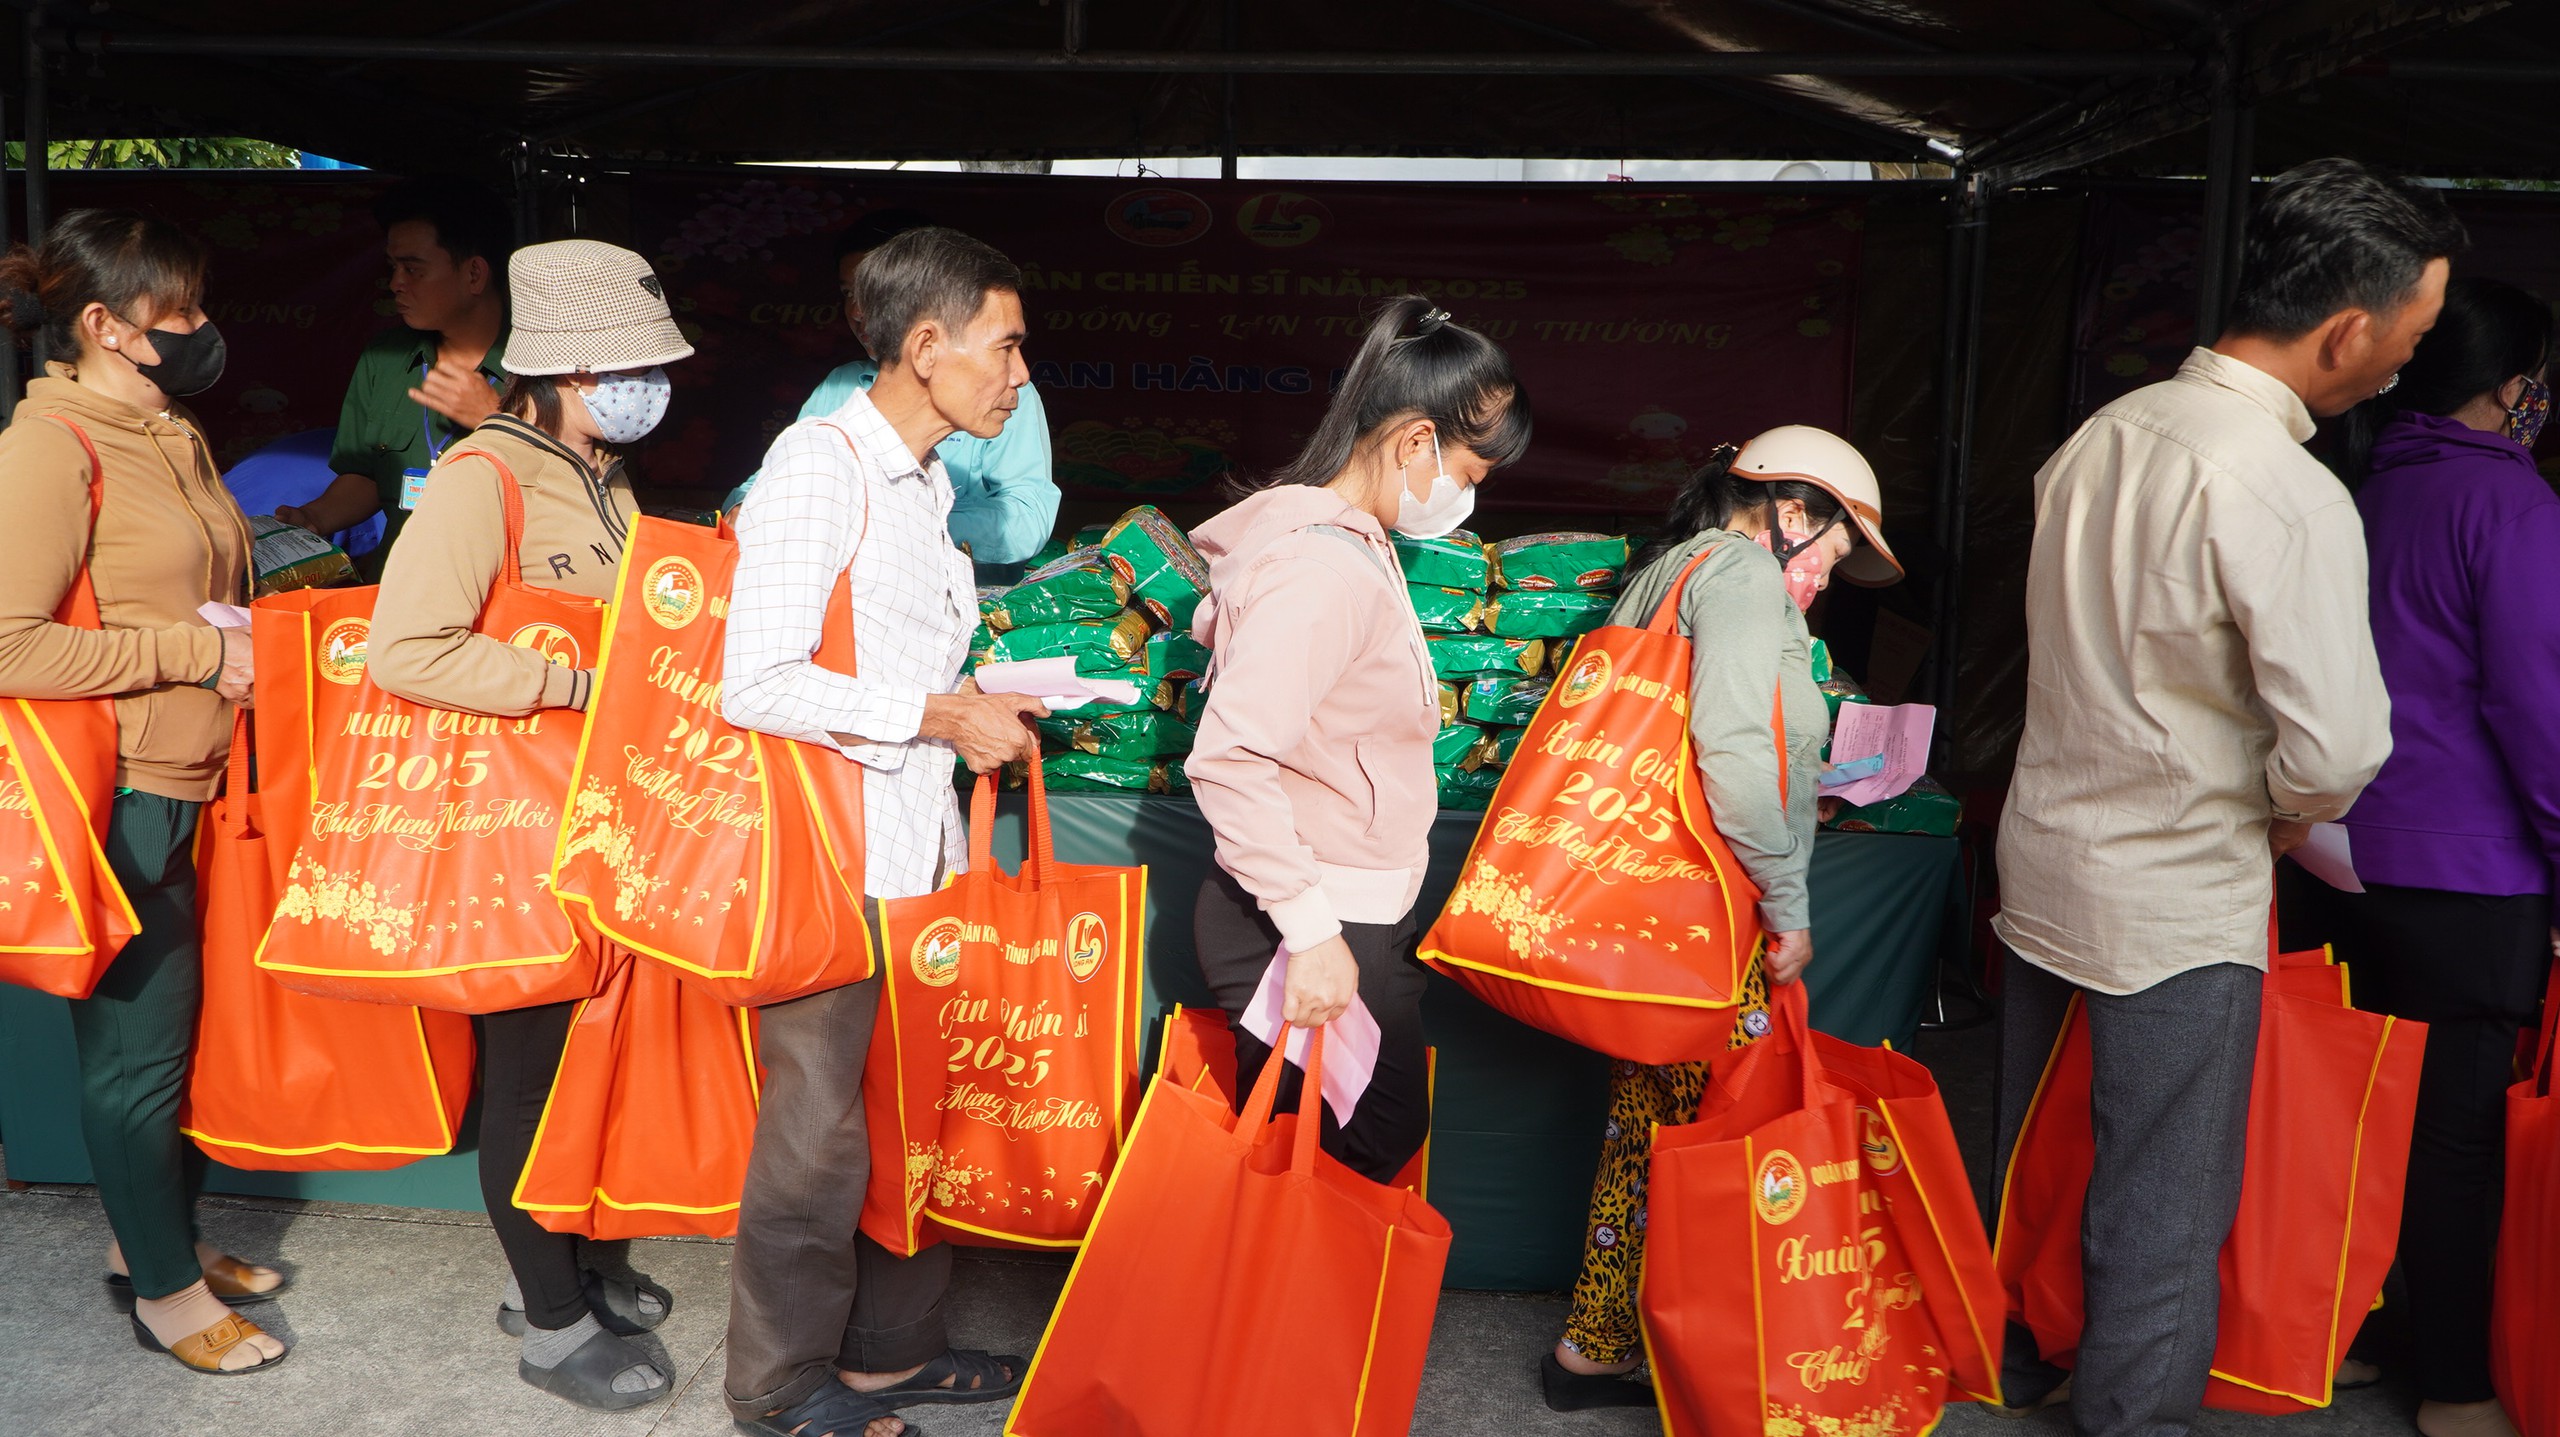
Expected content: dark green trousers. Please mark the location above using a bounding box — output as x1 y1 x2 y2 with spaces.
64 790 206 1300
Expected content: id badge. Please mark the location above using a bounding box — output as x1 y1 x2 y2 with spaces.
400 467 431 510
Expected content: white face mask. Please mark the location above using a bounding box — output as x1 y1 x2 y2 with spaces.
1392 432 1476 539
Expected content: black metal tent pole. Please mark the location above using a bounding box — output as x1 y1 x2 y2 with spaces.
2190 24 2254 345
1928 169 1990 735
21 3 44 375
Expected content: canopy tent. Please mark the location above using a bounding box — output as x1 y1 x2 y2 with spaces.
0 1 2549 181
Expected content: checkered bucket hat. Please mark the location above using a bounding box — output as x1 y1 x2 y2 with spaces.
500 239 695 376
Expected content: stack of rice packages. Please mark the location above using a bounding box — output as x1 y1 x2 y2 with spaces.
1403 530 1631 811
968 506 1213 795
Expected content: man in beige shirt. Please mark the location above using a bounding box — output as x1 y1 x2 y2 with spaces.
1991 159 2460 1437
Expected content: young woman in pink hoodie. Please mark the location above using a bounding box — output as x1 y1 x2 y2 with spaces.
1183 296 1531 1181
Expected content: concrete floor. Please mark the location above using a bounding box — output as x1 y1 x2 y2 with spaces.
0 1020 2428 1436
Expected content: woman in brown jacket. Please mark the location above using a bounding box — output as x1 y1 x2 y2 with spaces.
0 211 282 1374
367 239 693 1412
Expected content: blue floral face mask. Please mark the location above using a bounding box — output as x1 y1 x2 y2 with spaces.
2508 375 2551 451
580 366 671 445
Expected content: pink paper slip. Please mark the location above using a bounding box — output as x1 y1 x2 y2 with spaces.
1819 701 1936 808
1240 946 1382 1126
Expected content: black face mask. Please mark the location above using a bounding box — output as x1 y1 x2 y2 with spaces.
126 322 227 397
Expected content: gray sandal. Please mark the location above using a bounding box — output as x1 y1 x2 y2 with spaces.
733 1382 919 1437
516 1326 669 1412
497 1269 673 1337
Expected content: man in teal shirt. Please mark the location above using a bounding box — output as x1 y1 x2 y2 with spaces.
726 211 1059 581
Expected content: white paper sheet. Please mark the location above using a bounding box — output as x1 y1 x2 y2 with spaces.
2289 821 2365 893
198 601 252 629
1819 701 1936 808
1239 945 1382 1127
969 656 1139 713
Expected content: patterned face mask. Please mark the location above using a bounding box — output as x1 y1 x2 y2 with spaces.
580 366 671 445
2508 375 2551 451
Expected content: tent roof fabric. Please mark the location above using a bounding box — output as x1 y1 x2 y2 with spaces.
9 1 2553 179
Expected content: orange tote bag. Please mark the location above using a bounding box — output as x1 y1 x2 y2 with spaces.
182 715 475 1170
511 950 763 1239
551 514 874 1006
1421 544 1775 1064
1157 1004 1435 1197
2495 963 2560 1436
863 762 1145 1253
1993 946 2427 1413
1007 1026 1451 1437
252 449 606 1013
1640 981 1957 1437
0 416 138 997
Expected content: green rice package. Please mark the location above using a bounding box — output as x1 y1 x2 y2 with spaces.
1432 721 1488 769
248 514 356 595
1809 636 1835 684
1489 532 1631 592
979 551 1133 632
1462 674 1553 727
1428 634 1548 682
1023 535 1074 571
1435 765 1503 810
1825 777 1960 837
1484 590 1614 640
1393 529 1490 591
1038 709 1197 761
1484 726 1526 766
982 611 1153 675
1408 583 1485 635
1070 522 1111 549
1098 506 1212 632
1136 630 1212 685
1437 682 1462 726
1015 754 1190 796
1177 680 1211 725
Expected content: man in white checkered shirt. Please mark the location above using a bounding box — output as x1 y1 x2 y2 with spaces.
719 226 1047 1437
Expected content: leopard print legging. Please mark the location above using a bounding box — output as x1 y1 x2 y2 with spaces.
1559 958 1773 1365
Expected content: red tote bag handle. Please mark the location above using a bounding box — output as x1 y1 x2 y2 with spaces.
2536 960 2560 1100
966 757 1060 888
1235 1020 1329 1178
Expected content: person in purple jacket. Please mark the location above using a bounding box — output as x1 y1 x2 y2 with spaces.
2330 276 2552 1437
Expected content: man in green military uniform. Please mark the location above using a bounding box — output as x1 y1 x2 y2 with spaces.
278 178 512 575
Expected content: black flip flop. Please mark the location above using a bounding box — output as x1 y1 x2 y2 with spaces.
734 1382 923 1437
1540 1351 1656 1411
516 1327 672 1413
873 1349 1025 1409
498 1269 674 1337
103 1267 289 1312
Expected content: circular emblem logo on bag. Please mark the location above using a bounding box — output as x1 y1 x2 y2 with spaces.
316 617 370 685
1754 1149 1807 1226
1556 648 1613 709
910 916 965 988
1065 912 1107 982
508 622 581 667
641 556 705 629
1857 1106 1902 1177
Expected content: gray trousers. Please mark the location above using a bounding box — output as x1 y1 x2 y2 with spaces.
1992 952 2262 1437
723 946 954 1419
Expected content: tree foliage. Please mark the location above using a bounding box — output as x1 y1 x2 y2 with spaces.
1 138 300 170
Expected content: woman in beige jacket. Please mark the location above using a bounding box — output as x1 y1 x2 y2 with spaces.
0 211 281 1375
366 239 694 1413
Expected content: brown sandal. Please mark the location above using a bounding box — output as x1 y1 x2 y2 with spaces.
103 1255 289 1311
128 1311 289 1376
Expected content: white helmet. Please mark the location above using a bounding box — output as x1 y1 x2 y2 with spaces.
1729 425 1902 586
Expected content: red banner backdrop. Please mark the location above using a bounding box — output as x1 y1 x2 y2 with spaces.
628 172 1862 512
36 172 394 468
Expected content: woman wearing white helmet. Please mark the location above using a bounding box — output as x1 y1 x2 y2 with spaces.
1543 424 1901 1412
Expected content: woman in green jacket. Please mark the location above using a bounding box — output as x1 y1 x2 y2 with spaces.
1542 426 1902 1411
